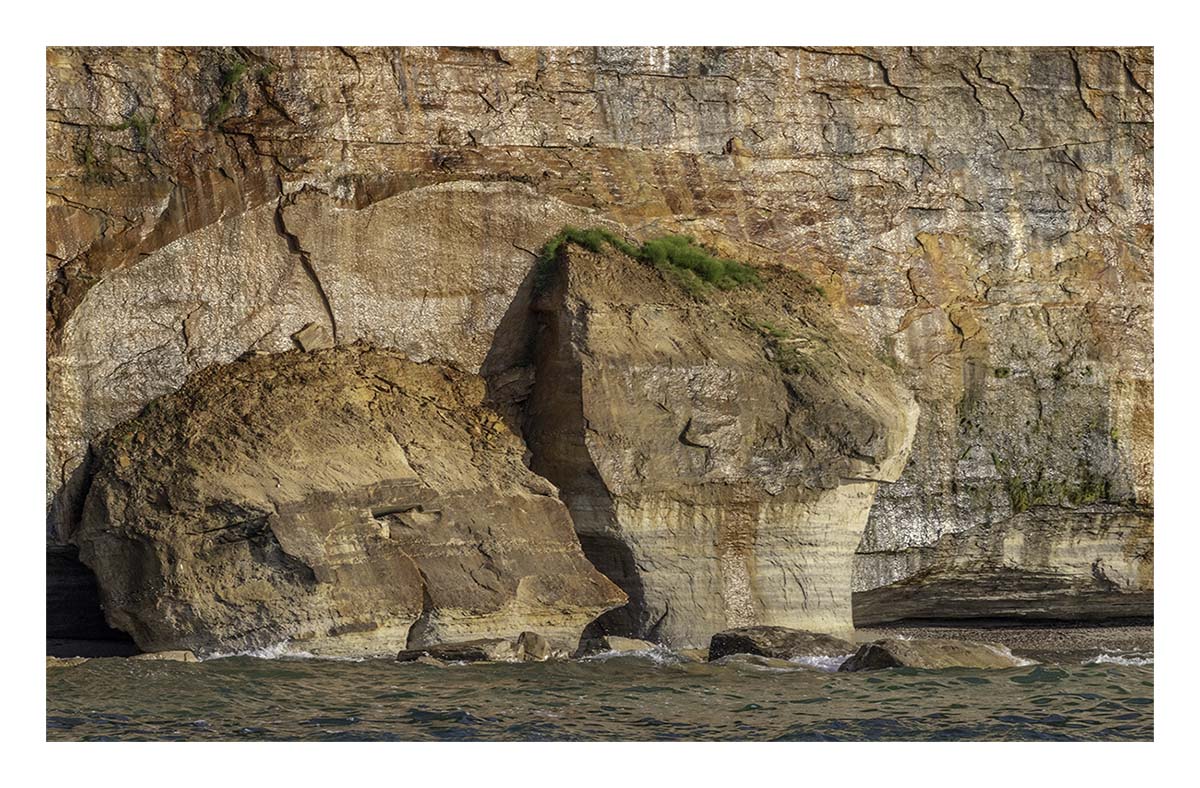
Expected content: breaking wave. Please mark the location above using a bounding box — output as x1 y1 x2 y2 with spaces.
1086 652 1153 666
202 641 364 662
788 654 854 672
579 646 682 666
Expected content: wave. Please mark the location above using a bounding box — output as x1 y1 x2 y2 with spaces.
579 646 683 666
788 654 854 672
1085 652 1153 666
202 641 365 662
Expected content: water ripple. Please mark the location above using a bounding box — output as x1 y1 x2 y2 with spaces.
47 654 1152 741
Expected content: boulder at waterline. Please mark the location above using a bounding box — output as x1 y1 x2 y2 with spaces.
515 631 552 661
837 638 1029 671
396 639 520 663
73 345 626 658
525 243 917 648
707 626 855 662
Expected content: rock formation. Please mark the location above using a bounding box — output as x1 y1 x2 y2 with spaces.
47 46 1153 629
838 637 1029 671
72 346 625 657
707 627 855 661
853 507 1152 625
524 244 917 647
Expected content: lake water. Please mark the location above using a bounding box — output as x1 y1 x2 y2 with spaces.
46 647 1153 741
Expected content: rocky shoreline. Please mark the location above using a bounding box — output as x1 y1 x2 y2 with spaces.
45 47 1152 669
48 622 1153 674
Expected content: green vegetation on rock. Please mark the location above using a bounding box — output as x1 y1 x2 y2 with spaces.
535 226 759 297
74 138 117 185
207 58 249 126
108 112 156 150
992 454 1112 513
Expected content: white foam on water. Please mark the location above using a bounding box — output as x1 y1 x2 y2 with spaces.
201 641 365 662
1086 652 1154 666
579 646 681 666
982 643 1038 667
787 654 854 672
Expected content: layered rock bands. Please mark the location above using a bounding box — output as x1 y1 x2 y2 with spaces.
47 47 1153 646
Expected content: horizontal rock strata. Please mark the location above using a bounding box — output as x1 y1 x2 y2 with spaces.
853 507 1153 625
524 244 917 647
47 46 1153 626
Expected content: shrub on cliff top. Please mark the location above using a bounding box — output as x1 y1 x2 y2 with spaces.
535 226 759 297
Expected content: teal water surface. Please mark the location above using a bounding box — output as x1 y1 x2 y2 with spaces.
47 651 1152 741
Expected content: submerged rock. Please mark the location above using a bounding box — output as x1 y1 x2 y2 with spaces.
707 626 855 662
838 638 1028 671
573 634 661 658
73 346 625 658
396 639 519 663
525 244 917 648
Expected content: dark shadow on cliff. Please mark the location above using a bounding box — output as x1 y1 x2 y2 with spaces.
478 253 647 640
47 543 137 656
479 259 540 433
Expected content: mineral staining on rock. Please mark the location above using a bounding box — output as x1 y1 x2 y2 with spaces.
524 241 917 647
47 180 596 540
73 346 625 657
47 45 1153 633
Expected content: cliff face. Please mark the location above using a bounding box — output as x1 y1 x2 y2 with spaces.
525 245 916 647
47 46 1152 626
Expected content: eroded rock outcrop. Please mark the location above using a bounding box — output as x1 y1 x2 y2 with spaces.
73 346 625 657
524 244 918 647
838 638 1028 671
707 627 855 662
47 46 1153 626
852 507 1153 625
48 180 597 539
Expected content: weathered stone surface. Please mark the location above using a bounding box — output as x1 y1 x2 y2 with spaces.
47 180 595 540
516 631 551 661
129 650 199 663
47 46 1153 625
525 245 917 648
292 322 333 352
603 636 660 654
708 627 856 662
72 346 625 657
396 638 519 663
853 508 1153 625
838 638 1028 671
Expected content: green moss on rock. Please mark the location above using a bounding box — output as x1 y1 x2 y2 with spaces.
535 226 759 297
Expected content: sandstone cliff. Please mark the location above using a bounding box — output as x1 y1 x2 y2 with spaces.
47 46 1152 627
73 346 625 656
524 243 916 646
